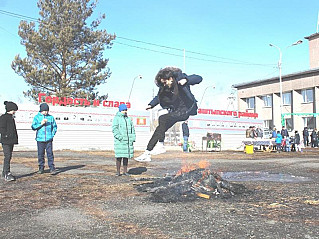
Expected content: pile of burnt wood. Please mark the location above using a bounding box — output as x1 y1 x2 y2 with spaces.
135 168 249 203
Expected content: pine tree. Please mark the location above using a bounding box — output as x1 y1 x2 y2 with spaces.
12 0 115 102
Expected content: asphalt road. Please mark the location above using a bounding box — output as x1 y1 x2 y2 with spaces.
0 150 318 238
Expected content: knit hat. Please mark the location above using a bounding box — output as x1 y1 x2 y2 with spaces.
119 104 128 112
4 101 18 112
39 103 49 112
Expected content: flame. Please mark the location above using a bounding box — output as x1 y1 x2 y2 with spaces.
176 160 211 176
196 192 210 199
198 160 210 169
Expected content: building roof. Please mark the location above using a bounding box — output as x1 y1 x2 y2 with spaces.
304 32 319 39
232 68 319 89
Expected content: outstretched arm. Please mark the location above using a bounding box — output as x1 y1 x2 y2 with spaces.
185 74 203 85
176 72 203 86
148 95 160 109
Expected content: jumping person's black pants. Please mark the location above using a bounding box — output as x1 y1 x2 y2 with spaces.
146 110 189 151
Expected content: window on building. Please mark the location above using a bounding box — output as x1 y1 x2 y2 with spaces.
262 95 272 107
263 120 273 130
285 118 293 131
303 117 315 130
301 89 313 103
246 97 255 109
282 92 291 105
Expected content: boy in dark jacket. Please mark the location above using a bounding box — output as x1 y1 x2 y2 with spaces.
135 66 202 162
0 101 18 181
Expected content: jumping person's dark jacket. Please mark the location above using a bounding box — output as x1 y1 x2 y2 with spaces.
148 72 202 116
0 113 18 145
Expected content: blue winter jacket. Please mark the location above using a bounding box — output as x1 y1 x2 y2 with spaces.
31 112 57 142
275 133 283 144
112 112 136 158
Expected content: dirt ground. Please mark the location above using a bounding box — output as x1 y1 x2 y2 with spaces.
0 149 318 239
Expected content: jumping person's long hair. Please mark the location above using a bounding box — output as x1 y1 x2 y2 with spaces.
154 66 182 87
155 67 182 109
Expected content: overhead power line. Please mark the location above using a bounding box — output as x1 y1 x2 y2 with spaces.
0 9 38 22
115 41 275 67
117 36 272 65
0 25 18 38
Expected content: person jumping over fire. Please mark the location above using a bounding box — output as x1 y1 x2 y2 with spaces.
134 66 202 162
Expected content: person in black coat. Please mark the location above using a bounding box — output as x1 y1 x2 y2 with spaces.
294 130 302 152
281 126 289 138
302 127 309 147
0 101 18 182
310 128 318 148
135 67 202 162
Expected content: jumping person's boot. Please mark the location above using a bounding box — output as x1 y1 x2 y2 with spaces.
150 142 166 155
134 150 152 162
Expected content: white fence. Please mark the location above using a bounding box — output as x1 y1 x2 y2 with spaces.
14 104 150 151
7 104 264 151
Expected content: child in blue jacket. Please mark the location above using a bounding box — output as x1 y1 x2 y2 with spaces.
275 131 283 153
31 103 58 175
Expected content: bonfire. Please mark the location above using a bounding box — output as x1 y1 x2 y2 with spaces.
135 161 248 203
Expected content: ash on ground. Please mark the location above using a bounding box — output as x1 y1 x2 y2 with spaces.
135 168 249 203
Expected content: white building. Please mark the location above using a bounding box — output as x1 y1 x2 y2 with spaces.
233 32 319 132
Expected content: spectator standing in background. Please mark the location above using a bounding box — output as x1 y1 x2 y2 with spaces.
294 130 302 152
182 121 189 152
310 128 318 148
281 126 289 138
271 127 277 138
275 131 283 153
271 127 277 150
302 127 309 147
285 137 291 152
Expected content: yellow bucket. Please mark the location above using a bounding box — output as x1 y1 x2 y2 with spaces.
245 145 254 154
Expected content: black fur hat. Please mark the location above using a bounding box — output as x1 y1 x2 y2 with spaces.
4 101 18 112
